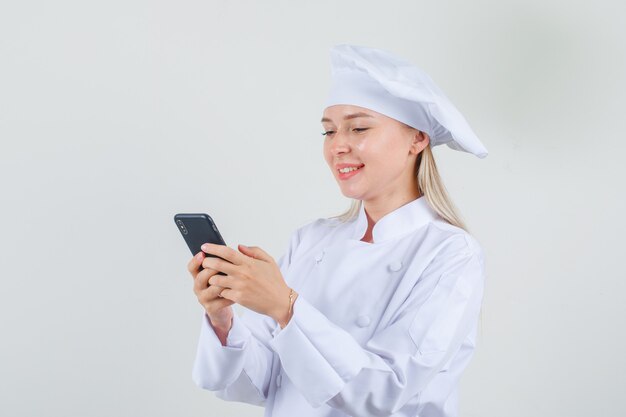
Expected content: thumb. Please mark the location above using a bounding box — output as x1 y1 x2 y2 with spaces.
238 244 272 262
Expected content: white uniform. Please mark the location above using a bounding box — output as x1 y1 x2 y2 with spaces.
192 196 486 417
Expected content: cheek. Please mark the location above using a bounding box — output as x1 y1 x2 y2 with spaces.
353 135 389 161
358 138 409 173
322 144 333 166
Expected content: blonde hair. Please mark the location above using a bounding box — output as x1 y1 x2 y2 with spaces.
328 141 470 233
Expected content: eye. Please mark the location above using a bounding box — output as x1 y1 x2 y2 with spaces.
352 128 369 133
321 130 335 136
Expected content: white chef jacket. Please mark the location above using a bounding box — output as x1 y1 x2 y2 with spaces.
192 196 486 417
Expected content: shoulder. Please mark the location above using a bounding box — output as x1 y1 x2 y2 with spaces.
292 215 346 239
309 216 345 232
283 215 350 255
425 218 486 268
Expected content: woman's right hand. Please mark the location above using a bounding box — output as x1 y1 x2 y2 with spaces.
187 251 235 329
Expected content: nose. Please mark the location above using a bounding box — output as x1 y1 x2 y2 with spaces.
327 130 351 156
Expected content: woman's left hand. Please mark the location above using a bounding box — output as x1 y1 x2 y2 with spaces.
200 243 292 325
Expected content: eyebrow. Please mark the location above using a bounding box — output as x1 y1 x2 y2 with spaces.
320 112 374 123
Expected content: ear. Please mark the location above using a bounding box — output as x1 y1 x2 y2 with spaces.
410 130 430 155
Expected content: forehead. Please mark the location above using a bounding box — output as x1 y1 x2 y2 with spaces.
321 104 382 123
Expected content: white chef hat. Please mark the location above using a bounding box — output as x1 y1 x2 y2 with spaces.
325 44 488 159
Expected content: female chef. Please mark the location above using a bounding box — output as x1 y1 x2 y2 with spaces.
186 44 489 417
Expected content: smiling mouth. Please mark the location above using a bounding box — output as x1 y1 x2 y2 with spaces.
337 165 364 179
337 163 365 173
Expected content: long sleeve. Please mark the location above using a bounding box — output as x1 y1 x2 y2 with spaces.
268 249 485 416
191 309 275 405
191 227 302 405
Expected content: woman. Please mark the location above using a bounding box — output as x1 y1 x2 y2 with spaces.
186 44 488 417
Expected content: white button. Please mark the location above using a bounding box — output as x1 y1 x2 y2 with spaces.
356 315 371 327
276 373 282 387
388 261 402 272
315 251 324 263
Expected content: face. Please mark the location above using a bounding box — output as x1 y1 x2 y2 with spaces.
321 104 429 204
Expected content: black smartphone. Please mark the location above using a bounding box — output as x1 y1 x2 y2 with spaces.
174 213 227 276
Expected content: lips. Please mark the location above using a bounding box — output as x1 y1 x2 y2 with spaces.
336 163 365 171
337 164 364 180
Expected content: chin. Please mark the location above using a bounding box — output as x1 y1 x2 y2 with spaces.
337 187 364 200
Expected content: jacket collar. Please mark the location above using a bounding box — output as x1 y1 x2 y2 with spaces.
352 196 439 243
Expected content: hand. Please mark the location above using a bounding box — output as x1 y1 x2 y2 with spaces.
200 243 292 325
187 251 234 328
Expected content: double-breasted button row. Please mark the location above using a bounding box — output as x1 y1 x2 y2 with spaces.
315 251 325 263
388 261 403 272
313 250 402 272
356 315 371 327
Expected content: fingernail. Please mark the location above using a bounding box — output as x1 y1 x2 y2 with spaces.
196 252 203 260
201 243 208 251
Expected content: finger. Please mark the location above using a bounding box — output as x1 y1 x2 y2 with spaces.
203 297 235 316
187 251 205 277
201 243 248 266
198 287 238 314
238 244 273 263
197 283 227 302
217 288 239 303
208 273 237 289
194 268 217 293
202 256 239 276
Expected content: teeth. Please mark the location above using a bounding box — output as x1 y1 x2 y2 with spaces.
339 166 361 173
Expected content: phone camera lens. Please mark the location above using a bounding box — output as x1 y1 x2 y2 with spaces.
177 220 189 235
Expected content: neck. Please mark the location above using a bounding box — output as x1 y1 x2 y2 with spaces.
363 190 421 224
361 190 422 243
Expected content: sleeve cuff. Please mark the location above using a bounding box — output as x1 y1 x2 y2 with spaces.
192 312 252 390
225 312 253 348
268 296 369 407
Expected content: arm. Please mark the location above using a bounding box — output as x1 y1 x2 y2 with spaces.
191 227 302 405
192 308 277 405
268 250 485 416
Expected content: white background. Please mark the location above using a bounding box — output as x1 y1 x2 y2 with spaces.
1 1 624 416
